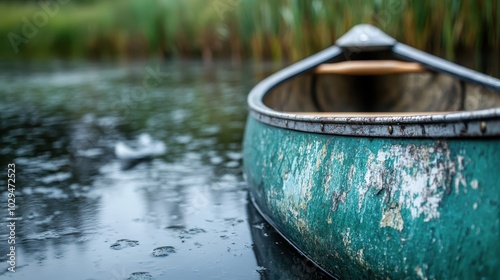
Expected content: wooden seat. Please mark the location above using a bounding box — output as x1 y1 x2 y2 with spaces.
314 60 426 75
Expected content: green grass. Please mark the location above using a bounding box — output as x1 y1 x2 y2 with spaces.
0 0 497 68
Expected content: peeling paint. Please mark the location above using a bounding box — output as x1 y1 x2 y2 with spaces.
331 190 348 211
341 228 351 248
348 165 356 181
359 151 375 212
470 179 479 190
356 248 366 266
362 142 470 222
277 140 328 236
323 173 332 194
380 204 404 232
316 144 328 169
415 265 428 280
335 151 345 165
278 147 284 161
451 155 467 195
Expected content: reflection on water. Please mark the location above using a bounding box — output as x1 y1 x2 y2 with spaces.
247 203 334 280
0 60 330 279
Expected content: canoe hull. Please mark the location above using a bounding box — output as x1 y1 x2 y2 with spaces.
244 116 500 279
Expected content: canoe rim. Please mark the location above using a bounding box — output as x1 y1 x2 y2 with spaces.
247 24 500 138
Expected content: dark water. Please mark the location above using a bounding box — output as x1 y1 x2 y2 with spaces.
0 60 330 279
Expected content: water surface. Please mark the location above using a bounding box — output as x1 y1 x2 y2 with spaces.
0 60 330 279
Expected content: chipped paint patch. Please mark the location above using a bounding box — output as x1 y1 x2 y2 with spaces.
316 144 328 169
331 190 348 211
341 228 351 248
348 164 356 181
415 265 428 280
323 173 332 194
453 156 467 194
363 142 470 222
335 151 345 165
359 151 375 212
356 248 366 266
470 179 479 190
380 204 404 232
276 139 329 236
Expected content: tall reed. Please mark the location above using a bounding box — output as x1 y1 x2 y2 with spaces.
0 0 497 72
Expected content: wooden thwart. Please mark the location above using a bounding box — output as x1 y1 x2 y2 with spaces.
314 60 426 75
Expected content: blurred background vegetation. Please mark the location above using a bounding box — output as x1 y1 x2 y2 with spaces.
0 0 498 73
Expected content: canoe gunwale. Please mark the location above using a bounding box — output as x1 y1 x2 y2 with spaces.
247 25 500 138
249 110 500 138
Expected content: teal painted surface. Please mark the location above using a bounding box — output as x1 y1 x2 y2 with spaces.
243 116 500 279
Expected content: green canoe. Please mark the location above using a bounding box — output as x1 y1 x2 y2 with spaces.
243 24 500 279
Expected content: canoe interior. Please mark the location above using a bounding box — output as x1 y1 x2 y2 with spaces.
264 53 500 114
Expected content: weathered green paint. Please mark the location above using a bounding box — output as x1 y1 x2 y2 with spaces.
243 116 500 279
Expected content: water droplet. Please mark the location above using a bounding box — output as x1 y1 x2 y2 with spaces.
252 223 265 230
186 228 206 235
152 246 176 257
176 227 207 240
110 239 139 250
256 266 267 275
127 272 153 280
165 225 185 230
